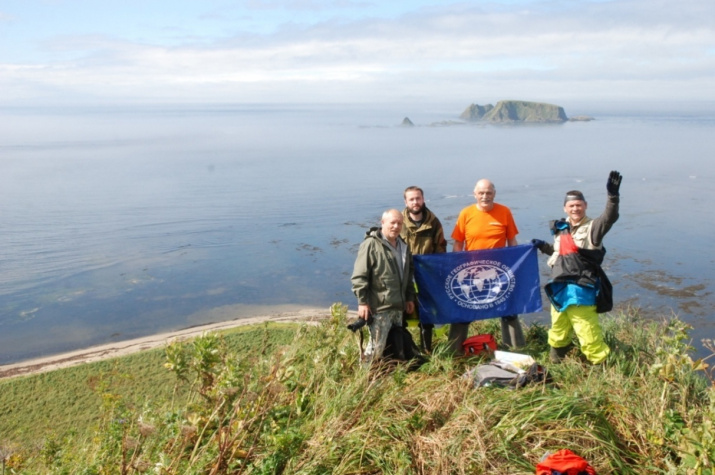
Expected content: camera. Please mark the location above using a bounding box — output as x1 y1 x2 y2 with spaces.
347 316 372 332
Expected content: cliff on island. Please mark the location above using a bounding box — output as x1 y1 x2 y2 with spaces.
399 100 592 128
460 100 569 123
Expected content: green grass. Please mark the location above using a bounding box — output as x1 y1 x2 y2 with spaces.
1 306 713 474
0 323 297 448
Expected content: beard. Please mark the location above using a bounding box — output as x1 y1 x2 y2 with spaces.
409 203 425 215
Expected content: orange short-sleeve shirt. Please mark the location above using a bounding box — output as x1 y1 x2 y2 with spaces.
451 203 518 250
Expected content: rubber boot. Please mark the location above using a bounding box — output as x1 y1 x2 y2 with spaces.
549 344 573 363
420 324 433 353
448 323 470 356
501 315 526 349
391 327 406 361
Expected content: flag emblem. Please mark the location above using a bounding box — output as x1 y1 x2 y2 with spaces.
446 260 515 310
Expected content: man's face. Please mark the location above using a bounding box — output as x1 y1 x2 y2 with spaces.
381 213 403 240
564 200 587 223
474 183 496 211
404 190 425 215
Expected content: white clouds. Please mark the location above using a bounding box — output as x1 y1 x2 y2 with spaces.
1 0 714 105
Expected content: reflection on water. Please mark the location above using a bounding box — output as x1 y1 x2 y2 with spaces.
0 103 713 364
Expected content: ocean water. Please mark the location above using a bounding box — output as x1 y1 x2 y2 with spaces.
1 103 713 364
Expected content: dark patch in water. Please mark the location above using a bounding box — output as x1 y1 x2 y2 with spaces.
330 238 349 248
296 243 323 254
633 269 706 298
343 221 372 228
680 300 704 316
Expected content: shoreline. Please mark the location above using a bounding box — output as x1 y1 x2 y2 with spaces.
0 307 334 380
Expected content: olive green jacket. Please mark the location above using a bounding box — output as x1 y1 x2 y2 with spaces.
400 206 447 255
351 228 416 313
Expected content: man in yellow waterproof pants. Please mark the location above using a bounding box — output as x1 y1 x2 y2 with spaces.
532 171 622 364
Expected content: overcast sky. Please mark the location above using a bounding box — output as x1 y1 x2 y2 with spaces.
1 0 714 106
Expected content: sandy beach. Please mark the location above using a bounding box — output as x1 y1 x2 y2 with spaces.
0 306 334 380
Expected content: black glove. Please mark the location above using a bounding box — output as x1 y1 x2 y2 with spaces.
549 218 570 235
607 170 622 196
531 239 548 253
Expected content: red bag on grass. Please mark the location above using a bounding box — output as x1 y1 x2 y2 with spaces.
462 334 497 356
535 449 596 475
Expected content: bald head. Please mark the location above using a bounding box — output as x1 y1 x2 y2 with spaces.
474 179 495 192
381 209 402 221
473 179 496 211
380 209 403 244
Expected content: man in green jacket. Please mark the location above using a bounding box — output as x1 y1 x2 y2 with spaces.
352 209 416 364
401 186 447 352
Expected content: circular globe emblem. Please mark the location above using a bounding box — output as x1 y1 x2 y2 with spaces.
446 260 515 308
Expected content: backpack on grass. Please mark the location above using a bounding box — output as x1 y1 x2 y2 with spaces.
471 361 549 389
384 326 428 370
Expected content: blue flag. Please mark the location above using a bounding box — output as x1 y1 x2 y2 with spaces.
413 244 543 324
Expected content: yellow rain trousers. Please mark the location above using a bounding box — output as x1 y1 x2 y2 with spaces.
548 304 610 364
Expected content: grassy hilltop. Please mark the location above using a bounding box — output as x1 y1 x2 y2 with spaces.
0 304 713 474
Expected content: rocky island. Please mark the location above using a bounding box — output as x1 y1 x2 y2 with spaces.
460 100 571 123
400 100 593 127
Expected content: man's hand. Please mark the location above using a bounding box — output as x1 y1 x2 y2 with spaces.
531 239 548 253
405 301 415 315
357 304 371 320
607 170 622 196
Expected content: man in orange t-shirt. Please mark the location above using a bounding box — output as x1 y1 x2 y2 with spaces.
449 179 525 353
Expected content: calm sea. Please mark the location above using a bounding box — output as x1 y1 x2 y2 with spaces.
1 103 713 364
